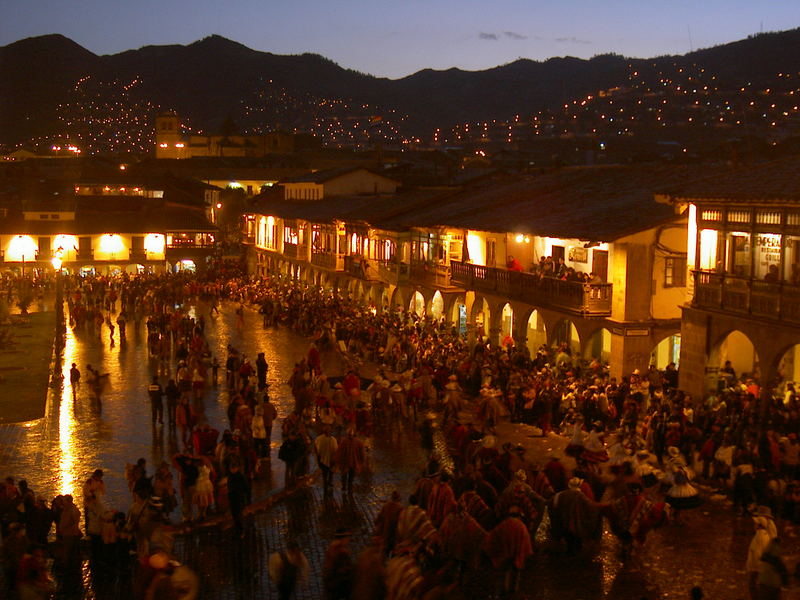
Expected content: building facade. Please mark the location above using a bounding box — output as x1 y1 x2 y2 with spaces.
665 158 800 401
243 165 693 379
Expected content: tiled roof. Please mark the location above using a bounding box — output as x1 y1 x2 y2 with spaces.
281 166 397 185
252 164 703 241
659 156 800 202
0 197 216 235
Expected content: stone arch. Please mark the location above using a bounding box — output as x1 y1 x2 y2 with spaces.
470 296 491 342
409 290 426 316
650 330 682 369
448 293 468 336
496 302 514 345
390 286 409 313
708 329 760 392
550 317 581 356
769 340 800 390
520 308 547 356
429 290 444 320
583 327 612 364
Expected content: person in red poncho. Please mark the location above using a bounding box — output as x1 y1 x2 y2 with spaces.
336 428 366 494
483 506 533 595
426 472 457 528
607 482 668 559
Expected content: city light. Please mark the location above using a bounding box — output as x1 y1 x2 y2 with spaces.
6 235 38 261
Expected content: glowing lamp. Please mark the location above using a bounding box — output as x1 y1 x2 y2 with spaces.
143 234 165 254
216 202 222 209
7 235 37 261
99 234 124 255
515 234 523 243
51 256 62 271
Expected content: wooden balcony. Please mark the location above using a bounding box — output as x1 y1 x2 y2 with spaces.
450 261 612 316
409 262 457 289
282 242 307 260
343 255 375 280
692 270 800 324
129 250 148 263
311 252 344 271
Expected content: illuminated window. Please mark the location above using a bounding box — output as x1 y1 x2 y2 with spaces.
664 257 687 287
727 210 750 223
756 211 781 226
726 232 751 277
755 233 781 279
701 210 721 222
699 229 718 270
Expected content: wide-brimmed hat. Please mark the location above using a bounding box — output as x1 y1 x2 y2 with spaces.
568 477 583 490
753 505 773 519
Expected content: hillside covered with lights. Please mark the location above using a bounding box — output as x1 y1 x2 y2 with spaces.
2 29 800 155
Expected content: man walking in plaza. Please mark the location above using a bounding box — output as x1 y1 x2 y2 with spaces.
336 428 366 495
315 426 339 494
147 375 164 425
227 459 251 538
69 363 80 400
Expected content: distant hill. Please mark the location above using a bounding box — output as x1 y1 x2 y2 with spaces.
2 29 800 150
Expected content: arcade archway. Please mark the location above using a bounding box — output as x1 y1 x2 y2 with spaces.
552 318 580 356
584 327 611 364
525 310 547 356
409 291 425 316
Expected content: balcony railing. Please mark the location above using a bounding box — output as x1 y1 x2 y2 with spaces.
692 270 800 324
450 261 612 316
311 252 343 271
343 255 375 280
129 250 148 262
282 242 307 260
409 262 455 288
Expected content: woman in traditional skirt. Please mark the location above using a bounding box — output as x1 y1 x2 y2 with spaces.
565 415 585 458
192 459 215 520
665 465 703 517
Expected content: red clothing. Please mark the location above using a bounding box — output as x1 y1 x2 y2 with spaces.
426 481 457 528
343 372 361 397
337 436 366 472
484 516 533 570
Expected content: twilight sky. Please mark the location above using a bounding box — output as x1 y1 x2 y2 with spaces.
2 0 799 78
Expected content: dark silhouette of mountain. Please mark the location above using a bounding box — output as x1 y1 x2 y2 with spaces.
2 29 800 147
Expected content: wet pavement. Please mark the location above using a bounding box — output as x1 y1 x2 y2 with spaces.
2 300 800 599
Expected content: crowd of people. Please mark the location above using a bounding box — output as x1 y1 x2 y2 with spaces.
2 269 799 598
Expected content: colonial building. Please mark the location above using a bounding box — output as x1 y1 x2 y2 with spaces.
155 112 295 159
0 170 218 275
244 165 700 379
663 157 800 401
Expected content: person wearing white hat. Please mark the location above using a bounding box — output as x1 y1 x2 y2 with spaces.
549 475 604 556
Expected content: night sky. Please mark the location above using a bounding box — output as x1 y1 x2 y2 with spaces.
2 0 799 78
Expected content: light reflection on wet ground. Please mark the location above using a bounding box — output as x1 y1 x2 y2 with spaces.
0 300 792 599
0 301 315 511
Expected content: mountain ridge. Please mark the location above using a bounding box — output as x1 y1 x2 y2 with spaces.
2 28 800 149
